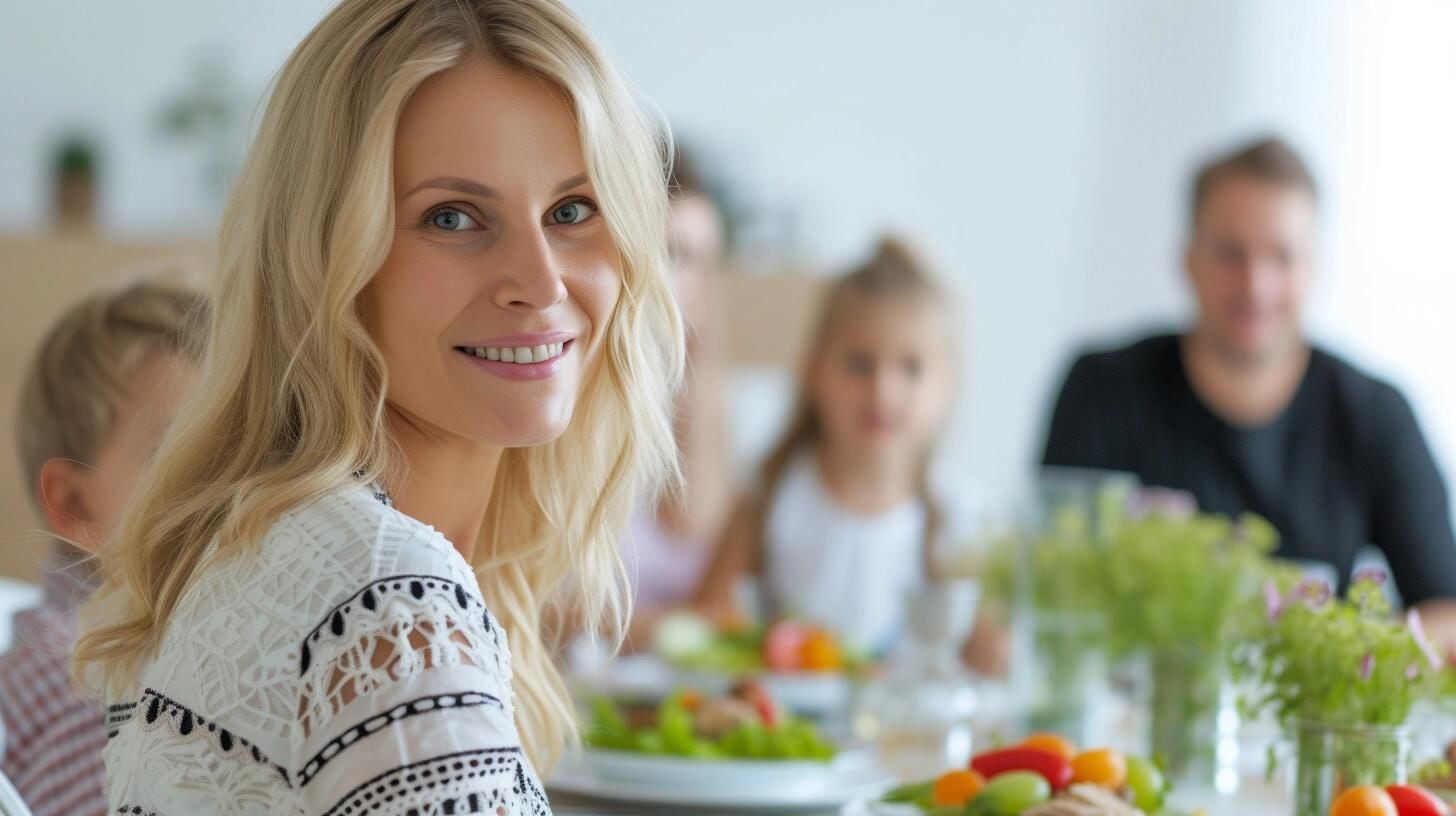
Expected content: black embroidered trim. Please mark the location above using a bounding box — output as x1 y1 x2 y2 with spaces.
352 472 392 507
106 701 138 737
320 747 542 816
297 691 505 787
299 575 492 675
110 688 291 786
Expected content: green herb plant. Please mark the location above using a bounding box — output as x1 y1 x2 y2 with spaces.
1237 573 1451 814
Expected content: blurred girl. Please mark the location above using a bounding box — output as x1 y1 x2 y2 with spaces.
73 1 681 813
695 237 958 655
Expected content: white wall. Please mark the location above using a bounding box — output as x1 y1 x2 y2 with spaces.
3 1 1453 510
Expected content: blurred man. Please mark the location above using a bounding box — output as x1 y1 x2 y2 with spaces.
1041 136 1456 644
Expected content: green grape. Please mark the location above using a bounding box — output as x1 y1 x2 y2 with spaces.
970 771 1050 815
1125 756 1165 811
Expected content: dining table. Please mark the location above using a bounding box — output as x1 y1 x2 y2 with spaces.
554 654 1455 816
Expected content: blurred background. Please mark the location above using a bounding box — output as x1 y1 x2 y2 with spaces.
2 0 1455 580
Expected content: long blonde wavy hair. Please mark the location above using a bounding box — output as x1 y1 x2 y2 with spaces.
74 0 683 771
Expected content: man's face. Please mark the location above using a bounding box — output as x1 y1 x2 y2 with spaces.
1186 175 1317 364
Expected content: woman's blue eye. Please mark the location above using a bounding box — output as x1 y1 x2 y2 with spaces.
429 208 477 231
549 199 597 225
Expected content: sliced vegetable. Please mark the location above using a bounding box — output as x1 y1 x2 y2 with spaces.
1069 748 1126 789
1385 784 1450 816
971 746 1074 789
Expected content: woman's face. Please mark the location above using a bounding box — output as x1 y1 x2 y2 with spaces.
364 56 620 448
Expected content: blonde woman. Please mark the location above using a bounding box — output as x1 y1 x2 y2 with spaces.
73 1 682 814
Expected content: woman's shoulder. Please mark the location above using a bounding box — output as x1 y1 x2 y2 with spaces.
263 484 475 588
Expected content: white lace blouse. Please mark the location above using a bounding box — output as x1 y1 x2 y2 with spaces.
102 486 551 816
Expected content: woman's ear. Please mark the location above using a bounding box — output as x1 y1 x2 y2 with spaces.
37 458 101 553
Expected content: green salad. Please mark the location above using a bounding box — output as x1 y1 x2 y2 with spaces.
584 686 837 761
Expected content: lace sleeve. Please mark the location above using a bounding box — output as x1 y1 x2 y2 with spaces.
292 574 551 816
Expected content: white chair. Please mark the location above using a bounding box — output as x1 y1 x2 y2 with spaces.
0 767 34 816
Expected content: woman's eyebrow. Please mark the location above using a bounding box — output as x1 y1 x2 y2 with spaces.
403 176 499 198
401 172 589 198
552 172 589 194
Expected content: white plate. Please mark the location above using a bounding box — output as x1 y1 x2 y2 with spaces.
550 748 892 810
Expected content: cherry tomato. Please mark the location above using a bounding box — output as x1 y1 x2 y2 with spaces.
800 631 843 671
1021 733 1078 760
763 621 811 671
971 746 1074 789
1070 748 1127 789
931 769 985 807
1385 784 1450 816
1331 785 1398 816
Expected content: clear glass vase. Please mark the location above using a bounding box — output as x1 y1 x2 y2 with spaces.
1011 609 1108 747
1147 647 1239 791
1290 721 1411 816
852 581 981 781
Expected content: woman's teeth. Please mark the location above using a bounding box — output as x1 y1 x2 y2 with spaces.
461 342 566 364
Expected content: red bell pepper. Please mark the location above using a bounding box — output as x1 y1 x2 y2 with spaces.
1385 785 1450 816
970 746 1074 790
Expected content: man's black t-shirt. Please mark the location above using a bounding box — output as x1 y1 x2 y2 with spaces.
1042 333 1456 604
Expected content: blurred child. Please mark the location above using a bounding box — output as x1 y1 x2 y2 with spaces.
694 237 960 655
0 281 206 816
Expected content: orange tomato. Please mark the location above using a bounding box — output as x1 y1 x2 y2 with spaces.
799 631 843 671
1330 785 1398 816
931 770 985 807
1069 748 1127 789
1021 733 1078 760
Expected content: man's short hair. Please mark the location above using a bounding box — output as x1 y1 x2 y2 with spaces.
1190 136 1318 225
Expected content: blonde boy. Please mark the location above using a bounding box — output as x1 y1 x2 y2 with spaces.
1 281 206 816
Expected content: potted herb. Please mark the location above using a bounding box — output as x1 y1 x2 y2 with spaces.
51 133 100 228
1098 511 1286 787
1238 572 1451 816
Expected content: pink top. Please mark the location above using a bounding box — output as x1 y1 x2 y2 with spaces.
621 508 712 609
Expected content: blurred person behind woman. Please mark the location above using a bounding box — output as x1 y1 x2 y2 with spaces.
622 145 730 632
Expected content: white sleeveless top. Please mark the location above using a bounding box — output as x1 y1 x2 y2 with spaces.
761 454 933 654
102 486 550 816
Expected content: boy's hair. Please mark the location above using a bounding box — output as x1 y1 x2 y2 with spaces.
13 280 209 507
1190 135 1318 225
